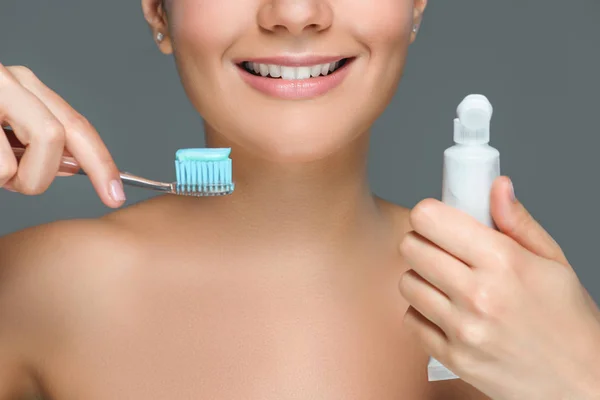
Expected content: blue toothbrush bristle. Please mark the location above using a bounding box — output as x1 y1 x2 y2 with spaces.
174 148 234 196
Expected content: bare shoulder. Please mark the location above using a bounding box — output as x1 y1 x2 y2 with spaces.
0 209 144 281
0 194 182 271
0 207 147 345
0 194 198 342
0 195 212 396
0 215 138 265
0 212 144 397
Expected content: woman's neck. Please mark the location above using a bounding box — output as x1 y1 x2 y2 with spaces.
200 126 393 251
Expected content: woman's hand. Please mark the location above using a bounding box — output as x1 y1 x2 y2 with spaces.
399 176 600 400
0 63 125 207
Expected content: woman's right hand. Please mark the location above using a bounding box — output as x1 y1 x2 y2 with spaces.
0 63 125 207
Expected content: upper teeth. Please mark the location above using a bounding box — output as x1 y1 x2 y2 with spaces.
244 61 342 79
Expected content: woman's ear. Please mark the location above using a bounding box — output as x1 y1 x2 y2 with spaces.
411 0 428 42
141 0 173 54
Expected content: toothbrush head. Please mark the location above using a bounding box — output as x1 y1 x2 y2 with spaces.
174 148 235 196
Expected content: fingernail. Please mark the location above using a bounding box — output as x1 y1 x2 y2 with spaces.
109 180 126 202
508 179 516 203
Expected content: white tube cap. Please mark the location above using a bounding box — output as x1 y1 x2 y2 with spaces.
454 94 493 144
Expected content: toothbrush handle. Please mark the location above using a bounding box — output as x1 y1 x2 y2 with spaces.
11 146 82 175
11 146 173 193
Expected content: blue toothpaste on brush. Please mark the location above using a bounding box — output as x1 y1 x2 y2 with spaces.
175 148 234 196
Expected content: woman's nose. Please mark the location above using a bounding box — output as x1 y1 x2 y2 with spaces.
258 0 333 36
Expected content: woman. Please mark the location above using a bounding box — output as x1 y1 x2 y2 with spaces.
1 0 599 399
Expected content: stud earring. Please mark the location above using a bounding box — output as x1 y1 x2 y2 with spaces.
412 24 419 33
156 32 165 42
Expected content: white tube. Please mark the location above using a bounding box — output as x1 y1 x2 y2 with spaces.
427 94 500 382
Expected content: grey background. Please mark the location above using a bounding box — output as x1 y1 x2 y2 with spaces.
0 1 597 301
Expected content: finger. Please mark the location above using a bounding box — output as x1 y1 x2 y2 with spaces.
7 65 125 207
5 127 76 177
0 67 64 194
399 269 455 335
409 198 520 269
490 176 569 266
403 305 449 362
0 128 18 188
492 179 600 321
400 231 474 302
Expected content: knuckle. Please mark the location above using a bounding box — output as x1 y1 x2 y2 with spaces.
65 113 92 134
6 65 37 82
39 119 66 145
454 320 490 349
466 286 501 318
0 69 19 90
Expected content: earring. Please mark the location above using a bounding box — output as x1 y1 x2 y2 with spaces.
156 32 165 42
412 24 419 33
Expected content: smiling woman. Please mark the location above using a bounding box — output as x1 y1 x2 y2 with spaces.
0 1 450 398
1 0 596 400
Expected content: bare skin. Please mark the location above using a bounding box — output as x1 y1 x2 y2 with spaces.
0 0 492 398
0 194 488 400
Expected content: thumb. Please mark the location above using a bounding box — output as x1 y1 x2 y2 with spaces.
490 176 569 266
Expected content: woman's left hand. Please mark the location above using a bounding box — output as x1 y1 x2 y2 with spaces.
399 176 600 400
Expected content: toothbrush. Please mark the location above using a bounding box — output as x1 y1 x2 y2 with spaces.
9 143 235 197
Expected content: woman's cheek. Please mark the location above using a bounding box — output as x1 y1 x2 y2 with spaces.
168 0 247 55
341 0 413 45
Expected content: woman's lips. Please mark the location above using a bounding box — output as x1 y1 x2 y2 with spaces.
237 58 354 100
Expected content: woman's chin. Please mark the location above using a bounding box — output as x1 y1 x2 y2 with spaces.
238 131 361 164
203 108 371 163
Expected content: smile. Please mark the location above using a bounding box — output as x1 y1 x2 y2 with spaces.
240 58 349 80
236 56 355 100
